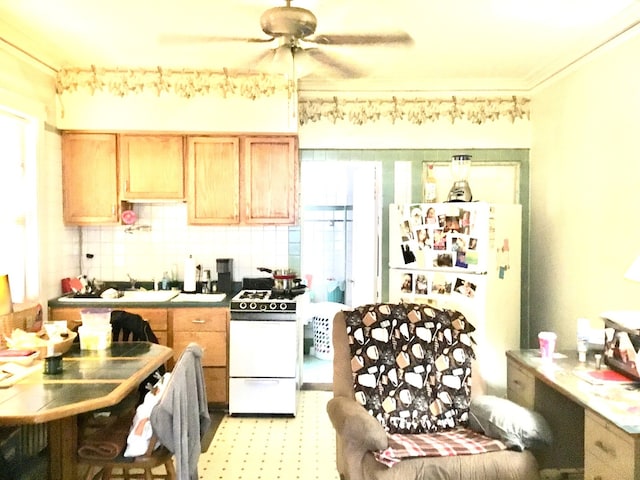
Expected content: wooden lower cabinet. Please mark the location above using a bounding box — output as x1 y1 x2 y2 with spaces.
49 307 169 346
49 305 229 405
170 307 229 405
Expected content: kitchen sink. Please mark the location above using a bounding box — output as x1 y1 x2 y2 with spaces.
58 290 180 303
170 293 226 302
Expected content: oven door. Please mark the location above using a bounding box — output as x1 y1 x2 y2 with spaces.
229 320 297 378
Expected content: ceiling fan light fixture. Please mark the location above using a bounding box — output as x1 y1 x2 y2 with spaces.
270 43 294 74
292 46 313 78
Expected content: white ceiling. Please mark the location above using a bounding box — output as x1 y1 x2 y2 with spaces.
1 0 640 92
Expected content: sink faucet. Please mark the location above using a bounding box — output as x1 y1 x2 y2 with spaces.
127 274 137 290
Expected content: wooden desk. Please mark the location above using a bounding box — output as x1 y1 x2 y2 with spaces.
0 342 173 480
507 350 640 480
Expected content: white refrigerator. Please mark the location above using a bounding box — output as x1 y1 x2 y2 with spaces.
388 202 522 396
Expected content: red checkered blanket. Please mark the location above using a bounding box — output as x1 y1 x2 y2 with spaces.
374 427 507 467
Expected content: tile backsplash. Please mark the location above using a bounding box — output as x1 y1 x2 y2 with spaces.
76 203 292 286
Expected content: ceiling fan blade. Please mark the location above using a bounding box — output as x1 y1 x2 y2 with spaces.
158 33 274 45
305 31 413 46
302 48 367 78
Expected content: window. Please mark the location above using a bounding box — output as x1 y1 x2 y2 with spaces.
0 108 37 303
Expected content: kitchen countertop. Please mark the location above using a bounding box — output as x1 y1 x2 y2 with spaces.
48 291 237 309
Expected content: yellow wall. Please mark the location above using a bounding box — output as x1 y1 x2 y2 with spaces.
56 89 297 133
530 31 640 348
5 27 640 350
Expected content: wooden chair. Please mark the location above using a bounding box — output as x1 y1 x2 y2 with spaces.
78 378 176 480
79 343 209 480
80 435 176 480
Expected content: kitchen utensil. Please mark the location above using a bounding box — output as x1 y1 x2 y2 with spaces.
271 284 307 299
121 209 137 225
258 267 298 290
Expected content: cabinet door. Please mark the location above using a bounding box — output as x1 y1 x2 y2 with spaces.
119 135 185 200
187 136 240 224
241 136 298 224
171 307 228 366
49 306 169 346
172 307 228 404
62 133 119 225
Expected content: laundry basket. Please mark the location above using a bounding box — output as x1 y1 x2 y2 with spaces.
311 302 347 360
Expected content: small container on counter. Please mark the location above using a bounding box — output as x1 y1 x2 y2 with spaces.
43 354 63 374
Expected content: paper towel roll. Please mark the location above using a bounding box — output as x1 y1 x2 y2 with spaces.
184 255 196 292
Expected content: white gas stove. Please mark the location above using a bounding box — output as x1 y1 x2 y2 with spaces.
228 289 309 416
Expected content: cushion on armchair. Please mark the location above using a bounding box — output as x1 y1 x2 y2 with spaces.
468 395 553 451
345 303 476 434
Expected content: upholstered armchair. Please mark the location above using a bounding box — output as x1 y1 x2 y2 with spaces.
327 303 544 480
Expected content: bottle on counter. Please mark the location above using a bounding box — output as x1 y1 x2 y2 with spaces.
161 272 169 291
423 163 437 203
201 270 211 294
184 255 196 292
577 318 590 362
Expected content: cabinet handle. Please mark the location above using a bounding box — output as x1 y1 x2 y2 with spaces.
594 440 615 457
191 319 206 324
593 476 603 480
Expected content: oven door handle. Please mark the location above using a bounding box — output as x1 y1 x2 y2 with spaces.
242 379 280 385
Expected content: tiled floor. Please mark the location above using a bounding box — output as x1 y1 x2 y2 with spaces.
198 390 340 480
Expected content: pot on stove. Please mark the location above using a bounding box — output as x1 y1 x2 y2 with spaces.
257 267 299 290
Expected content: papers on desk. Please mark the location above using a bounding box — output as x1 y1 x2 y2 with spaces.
0 362 42 388
574 368 637 385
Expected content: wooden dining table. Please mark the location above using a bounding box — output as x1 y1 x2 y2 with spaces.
0 341 173 480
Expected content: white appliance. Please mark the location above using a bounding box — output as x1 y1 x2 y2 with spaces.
388 202 521 396
228 289 308 416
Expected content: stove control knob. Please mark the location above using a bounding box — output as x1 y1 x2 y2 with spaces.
239 302 247 310
279 303 288 310
269 302 277 310
249 302 257 310
259 303 268 311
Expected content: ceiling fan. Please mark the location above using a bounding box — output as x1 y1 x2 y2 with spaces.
160 0 414 78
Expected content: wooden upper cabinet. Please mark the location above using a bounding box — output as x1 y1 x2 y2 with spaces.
241 136 298 224
187 136 240 224
119 135 185 200
61 133 119 225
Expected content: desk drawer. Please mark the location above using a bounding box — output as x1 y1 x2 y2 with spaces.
585 410 634 479
507 359 535 409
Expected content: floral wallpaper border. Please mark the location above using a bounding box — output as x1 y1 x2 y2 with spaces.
298 95 530 125
55 67 530 125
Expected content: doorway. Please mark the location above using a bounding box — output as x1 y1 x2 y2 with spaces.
300 160 381 385
300 161 381 306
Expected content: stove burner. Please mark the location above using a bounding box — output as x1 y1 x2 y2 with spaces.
230 288 307 314
237 290 270 300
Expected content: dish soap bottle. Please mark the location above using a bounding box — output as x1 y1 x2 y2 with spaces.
161 271 169 291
